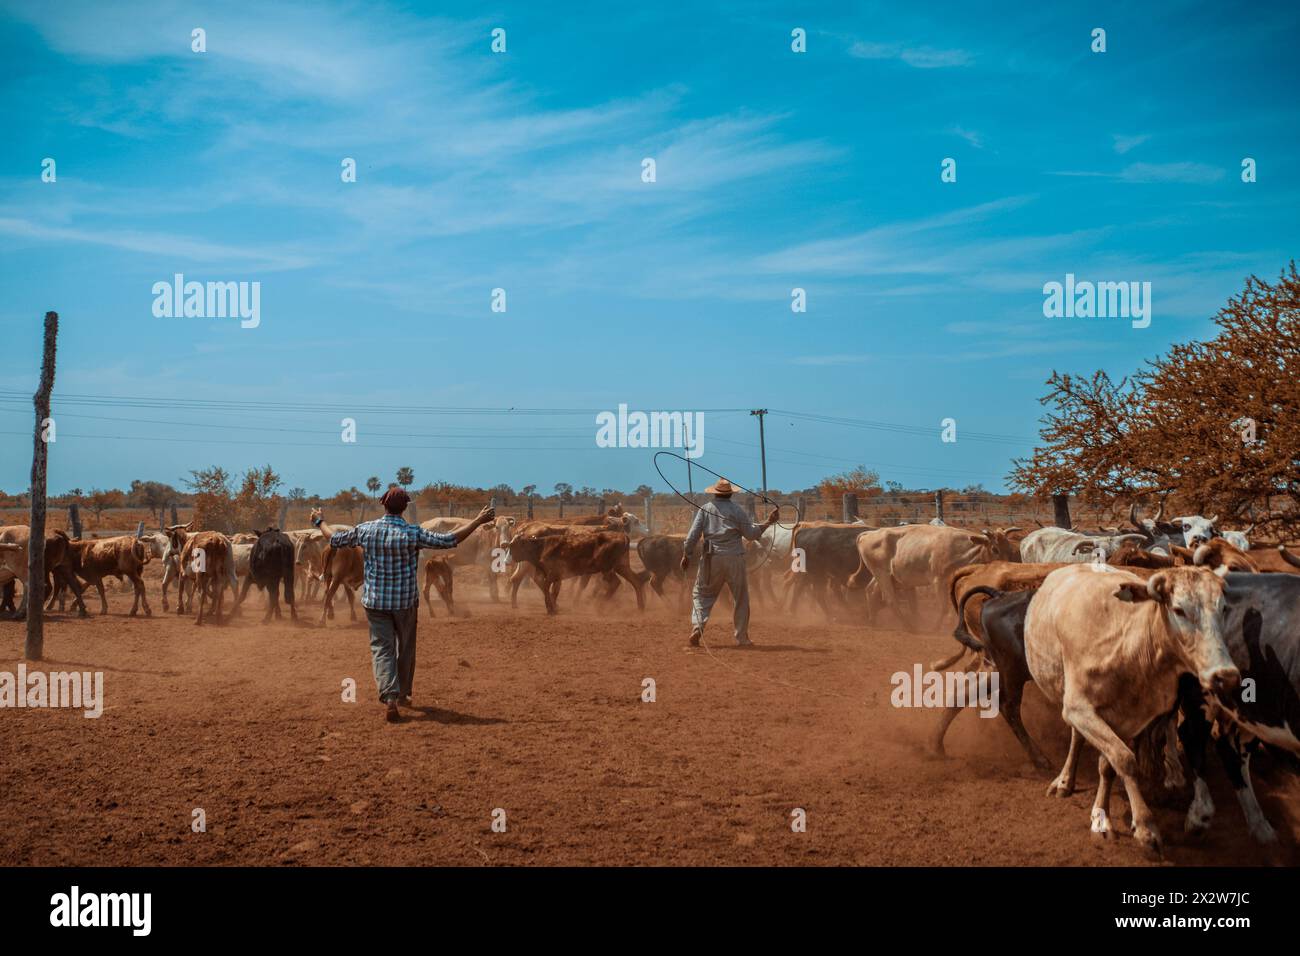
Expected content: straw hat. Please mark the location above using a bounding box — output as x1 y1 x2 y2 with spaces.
704 478 735 496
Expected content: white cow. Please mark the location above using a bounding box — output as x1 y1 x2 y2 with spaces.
1019 527 1148 564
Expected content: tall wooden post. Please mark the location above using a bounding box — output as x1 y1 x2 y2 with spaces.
643 496 652 533
170 503 179 526
796 496 806 523
527 494 534 520
26 311 58 660
934 490 945 523
597 497 605 516
1052 493 1072 529
68 502 82 540
842 493 858 523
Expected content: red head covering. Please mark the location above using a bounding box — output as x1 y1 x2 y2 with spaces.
381 486 410 515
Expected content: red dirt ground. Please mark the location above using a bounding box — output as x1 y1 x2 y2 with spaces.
1 571 1297 867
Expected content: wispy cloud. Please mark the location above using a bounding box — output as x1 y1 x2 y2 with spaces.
1049 162 1226 185
1111 133 1151 155
848 40 972 69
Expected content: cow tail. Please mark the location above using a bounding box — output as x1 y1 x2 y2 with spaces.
953 585 1001 653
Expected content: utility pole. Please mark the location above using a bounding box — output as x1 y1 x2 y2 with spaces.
750 409 768 496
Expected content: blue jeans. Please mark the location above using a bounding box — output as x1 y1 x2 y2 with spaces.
365 606 418 703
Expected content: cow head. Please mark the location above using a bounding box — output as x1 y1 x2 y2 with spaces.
619 513 646 540
162 521 192 553
981 527 1022 561
494 516 517 547
1173 514 1217 547
1114 568 1239 695
1191 540 1256 573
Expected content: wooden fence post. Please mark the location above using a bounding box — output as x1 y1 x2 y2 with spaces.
527 494 534 520
26 311 58 660
559 500 565 518
644 496 652 533
843 493 858 523
597 497 605 515
935 490 945 523
796 496 806 523
170 503 179 526
68 502 82 540
278 502 289 529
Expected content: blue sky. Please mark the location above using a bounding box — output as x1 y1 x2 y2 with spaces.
1 0 1296 498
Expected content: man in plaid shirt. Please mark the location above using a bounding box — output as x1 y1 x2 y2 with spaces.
312 486 495 723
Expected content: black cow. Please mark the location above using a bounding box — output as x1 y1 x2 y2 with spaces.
787 524 872 619
636 534 698 608
237 528 297 622
931 585 1049 770
1176 572 1300 843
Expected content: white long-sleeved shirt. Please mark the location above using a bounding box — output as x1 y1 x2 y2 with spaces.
684 497 764 556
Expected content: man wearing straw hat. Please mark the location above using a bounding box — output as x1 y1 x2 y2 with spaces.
681 478 780 648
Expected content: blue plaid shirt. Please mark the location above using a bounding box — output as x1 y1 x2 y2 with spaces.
318 514 457 610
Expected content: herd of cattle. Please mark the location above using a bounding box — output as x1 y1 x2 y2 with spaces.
2 499 1299 853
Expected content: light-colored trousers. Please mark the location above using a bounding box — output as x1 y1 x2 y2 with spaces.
691 552 750 643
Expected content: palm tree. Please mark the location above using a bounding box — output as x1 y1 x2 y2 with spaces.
366 476 381 498
396 467 414 490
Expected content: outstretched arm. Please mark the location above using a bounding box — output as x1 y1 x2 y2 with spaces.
311 508 357 547
741 507 782 541
416 505 496 549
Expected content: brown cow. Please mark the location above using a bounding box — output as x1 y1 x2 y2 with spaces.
506 529 646 614
178 531 232 625
319 544 364 625
0 526 87 618
63 535 154 616
504 521 614 608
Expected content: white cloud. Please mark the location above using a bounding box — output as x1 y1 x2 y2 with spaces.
849 40 972 68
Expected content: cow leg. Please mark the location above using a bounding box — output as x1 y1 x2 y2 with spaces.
1062 700 1161 851
614 562 646 612
284 572 297 621
159 559 175 612
540 574 560 615
58 567 89 618
1046 727 1084 797
319 578 339 625
93 577 109 616
998 675 1051 771
212 575 225 625
237 575 256 612
343 584 357 621
1177 682 1215 833
130 572 151 617
509 563 531 608
1216 736 1277 844
195 576 207 626
486 566 500 603
422 574 437 618
930 704 965 757
1090 754 1116 839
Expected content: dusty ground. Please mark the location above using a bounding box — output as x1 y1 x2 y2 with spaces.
1 571 1298 867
